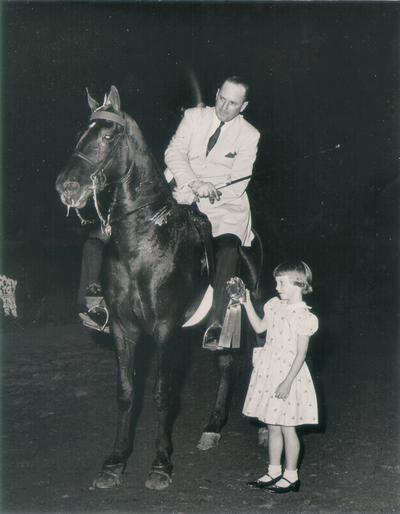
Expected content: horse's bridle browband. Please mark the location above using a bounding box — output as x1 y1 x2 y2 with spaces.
90 110 126 126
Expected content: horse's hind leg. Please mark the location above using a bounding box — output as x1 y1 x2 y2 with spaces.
197 351 237 451
93 324 139 489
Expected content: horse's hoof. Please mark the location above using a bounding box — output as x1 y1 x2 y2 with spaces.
197 431 221 451
93 468 122 489
145 470 172 491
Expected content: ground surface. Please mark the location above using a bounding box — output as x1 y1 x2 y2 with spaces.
2 243 400 514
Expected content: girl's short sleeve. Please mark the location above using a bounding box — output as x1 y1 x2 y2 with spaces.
296 311 318 336
263 297 279 316
262 297 279 332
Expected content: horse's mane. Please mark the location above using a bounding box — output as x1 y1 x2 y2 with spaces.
124 113 147 151
123 112 162 178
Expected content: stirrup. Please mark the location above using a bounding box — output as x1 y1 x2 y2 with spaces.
79 306 110 333
202 322 222 350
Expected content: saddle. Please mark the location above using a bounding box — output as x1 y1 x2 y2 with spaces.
184 204 263 293
186 207 263 349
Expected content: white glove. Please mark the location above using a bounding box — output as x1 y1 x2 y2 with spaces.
172 185 196 205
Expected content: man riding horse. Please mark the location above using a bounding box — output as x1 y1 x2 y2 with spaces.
79 76 260 349
165 75 260 348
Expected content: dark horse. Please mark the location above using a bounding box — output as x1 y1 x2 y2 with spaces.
56 86 260 490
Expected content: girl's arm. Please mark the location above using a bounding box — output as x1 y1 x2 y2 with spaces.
240 290 268 334
275 335 310 400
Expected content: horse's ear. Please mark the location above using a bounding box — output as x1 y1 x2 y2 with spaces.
86 88 99 112
107 85 121 112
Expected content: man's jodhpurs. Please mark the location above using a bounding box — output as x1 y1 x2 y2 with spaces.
77 231 107 306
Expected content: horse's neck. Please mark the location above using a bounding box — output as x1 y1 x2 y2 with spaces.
110 134 170 223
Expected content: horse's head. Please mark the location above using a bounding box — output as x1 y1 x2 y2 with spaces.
56 85 137 210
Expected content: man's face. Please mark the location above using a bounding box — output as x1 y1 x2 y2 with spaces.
215 81 248 122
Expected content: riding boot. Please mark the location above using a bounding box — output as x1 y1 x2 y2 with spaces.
78 229 111 333
77 235 106 307
203 234 241 350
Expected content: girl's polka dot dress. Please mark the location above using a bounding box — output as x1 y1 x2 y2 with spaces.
243 297 319 426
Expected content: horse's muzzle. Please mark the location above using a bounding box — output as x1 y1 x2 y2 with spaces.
60 180 81 204
57 179 91 208
63 180 81 195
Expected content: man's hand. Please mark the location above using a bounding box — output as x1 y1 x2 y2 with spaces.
189 180 221 204
172 186 196 205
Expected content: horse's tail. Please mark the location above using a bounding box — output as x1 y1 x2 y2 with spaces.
252 228 264 298
186 66 203 107
240 229 265 351
239 228 264 300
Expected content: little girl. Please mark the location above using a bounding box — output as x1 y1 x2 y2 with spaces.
241 260 318 494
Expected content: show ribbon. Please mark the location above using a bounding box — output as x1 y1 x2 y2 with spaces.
218 277 246 350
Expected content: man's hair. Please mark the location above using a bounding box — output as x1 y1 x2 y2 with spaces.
220 76 249 101
273 260 313 295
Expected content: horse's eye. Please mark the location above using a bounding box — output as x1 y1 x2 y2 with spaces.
104 134 113 141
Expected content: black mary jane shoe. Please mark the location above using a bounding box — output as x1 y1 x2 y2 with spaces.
247 474 282 489
267 477 300 493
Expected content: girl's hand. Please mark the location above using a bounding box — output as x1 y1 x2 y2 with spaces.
275 380 292 400
239 288 250 304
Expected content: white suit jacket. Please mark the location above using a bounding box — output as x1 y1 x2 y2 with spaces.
165 106 260 246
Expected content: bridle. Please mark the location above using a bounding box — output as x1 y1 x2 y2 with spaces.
73 110 132 187
71 110 135 234
68 109 170 235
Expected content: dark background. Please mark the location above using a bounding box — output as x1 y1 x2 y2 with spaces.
2 4 400 512
3 1 399 325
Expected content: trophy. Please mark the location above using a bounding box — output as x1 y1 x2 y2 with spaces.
218 277 246 349
225 276 246 303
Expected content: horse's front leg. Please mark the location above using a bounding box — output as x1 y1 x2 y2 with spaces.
197 351 237 450
145 324 175 491
93 322 139 489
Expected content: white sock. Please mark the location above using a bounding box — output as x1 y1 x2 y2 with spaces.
282 469 298 483
267 464 282 478
273 468 298 487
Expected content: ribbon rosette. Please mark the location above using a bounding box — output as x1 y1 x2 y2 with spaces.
225 277 246 303
218 277 246 349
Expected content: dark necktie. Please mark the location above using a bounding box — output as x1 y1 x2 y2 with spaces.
206 121 225 156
